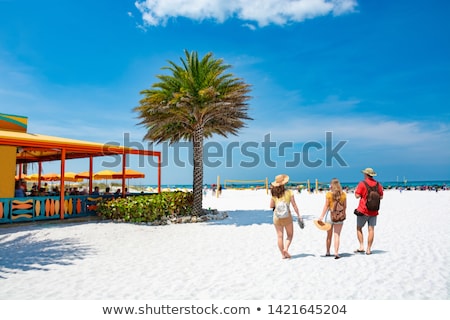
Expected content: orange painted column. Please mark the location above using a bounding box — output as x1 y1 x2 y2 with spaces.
121 152 126 197
38 162 42 190
89 156 93 193
59 149 66 220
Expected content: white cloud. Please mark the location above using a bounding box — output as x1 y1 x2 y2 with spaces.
255 114 450 149
134 0 358 27
241 23 257 31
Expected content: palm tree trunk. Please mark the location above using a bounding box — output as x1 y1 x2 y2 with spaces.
192 124 204 215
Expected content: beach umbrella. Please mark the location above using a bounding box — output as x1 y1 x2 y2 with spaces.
112 169 145 191
41 173 60 181
75 171 91 179
94 170 116 180
41 173 59 188
61 172 83 182
93 169 117 186
111 169 145 180
75 170 116 182
24 173 40 181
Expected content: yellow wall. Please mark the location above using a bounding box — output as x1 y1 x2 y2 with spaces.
0 146 17 198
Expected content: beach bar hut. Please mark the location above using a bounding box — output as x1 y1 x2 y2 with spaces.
0 112 162 223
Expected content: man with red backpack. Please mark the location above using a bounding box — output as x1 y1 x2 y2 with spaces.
354 167 384 255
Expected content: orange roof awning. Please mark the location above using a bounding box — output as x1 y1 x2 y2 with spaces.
0 129 159 163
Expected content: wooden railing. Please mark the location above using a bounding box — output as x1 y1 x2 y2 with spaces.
0 195 105 224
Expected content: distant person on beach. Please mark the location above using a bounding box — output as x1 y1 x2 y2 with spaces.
354 167 384 255
269 174 303 259
318 178 346 259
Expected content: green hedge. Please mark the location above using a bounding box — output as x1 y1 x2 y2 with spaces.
96 191 194 223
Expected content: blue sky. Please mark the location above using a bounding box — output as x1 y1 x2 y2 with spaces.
1 0 449 186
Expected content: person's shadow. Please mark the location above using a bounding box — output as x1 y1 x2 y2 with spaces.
206 209 273 226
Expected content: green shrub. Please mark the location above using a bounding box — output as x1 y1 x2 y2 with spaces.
96 191 194 223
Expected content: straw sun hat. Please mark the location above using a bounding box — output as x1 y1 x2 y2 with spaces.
361 167 377 177
314 220 332 231
271 174 289 187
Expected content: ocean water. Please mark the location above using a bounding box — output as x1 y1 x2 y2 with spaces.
140 180 449 190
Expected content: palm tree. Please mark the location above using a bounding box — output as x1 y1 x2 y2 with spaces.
134 50 252 215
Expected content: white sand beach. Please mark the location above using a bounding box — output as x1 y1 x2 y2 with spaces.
1 189 449 300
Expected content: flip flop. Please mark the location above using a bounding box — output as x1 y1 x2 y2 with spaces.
354 249 365 253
